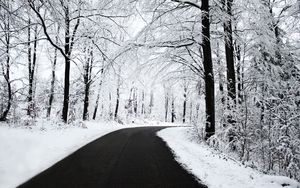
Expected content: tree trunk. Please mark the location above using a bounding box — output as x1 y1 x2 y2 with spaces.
83 46 93 121
133 89 138 116
27 24 38 117
0 27 12 121
183 87 187 123
165 92 169 122
82 81 90 120
201 0 215 139
92 95 99 120
223 0 236 106
114 87 120 120
27 18 32 116
141 90 145 115
92 68 104 120
189 101 193 123
109 92 112 119
62 6 71 123
236 44 243 104
114 67 121 120
217 42 225 105
82 64 90 120
171 96 176 123
149 90 154 115
47 34 59 118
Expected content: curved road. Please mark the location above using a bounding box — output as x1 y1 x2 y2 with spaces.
18 126 207 188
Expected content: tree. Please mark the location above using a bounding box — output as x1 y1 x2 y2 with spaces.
114 65 121 120
92 68 104 120
222 0 236 107
137 0 215 138
82 44 94 120
27 9 39 117
201 0 215 139
28 0 82 123
0 1 13 121
46 27 59 118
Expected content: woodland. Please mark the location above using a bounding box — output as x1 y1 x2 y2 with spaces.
0 0 300 181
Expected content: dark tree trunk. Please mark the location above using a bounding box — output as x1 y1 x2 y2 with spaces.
183 87 187 123
141 90 145 115
201 0 215 140
236 44 243 104
114 68 121 120
223 0 236 106
92 68 104 120
0 27 12 121
165 93 169 122
217 42 225 105
82 73 89 120
47 34 59 118
132 88 138 116
92 96 99 120
62 55 71 122
82 82 90 120
114 87 120 120
171 97 176 123
62 6 71 123
92 84 102 120
149 90 154 115
27 24 38 117
83 47 93 121
27 18 32 116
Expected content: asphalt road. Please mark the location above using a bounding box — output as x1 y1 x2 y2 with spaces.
18 126 207 188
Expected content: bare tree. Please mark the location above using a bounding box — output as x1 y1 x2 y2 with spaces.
0 1 13 121
28 0 81 122
46 27 59 118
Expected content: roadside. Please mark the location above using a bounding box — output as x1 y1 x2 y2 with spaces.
0 119 179 188
158 127 300 188
0 120 124 188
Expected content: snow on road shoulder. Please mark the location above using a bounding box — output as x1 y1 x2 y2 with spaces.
0 120 125 188
157 127 300 188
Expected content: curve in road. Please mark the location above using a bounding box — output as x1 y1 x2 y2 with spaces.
18 126 207 188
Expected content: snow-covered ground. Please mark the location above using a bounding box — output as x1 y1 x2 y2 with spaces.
158 127 300 188
0 119 178 188
0 120 143 188
0 120 125 188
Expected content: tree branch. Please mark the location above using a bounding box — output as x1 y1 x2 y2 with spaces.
28 0 68 59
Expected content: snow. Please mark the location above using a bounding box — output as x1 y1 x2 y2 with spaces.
157 127 300 188
0 120 124 188
0 119 180 188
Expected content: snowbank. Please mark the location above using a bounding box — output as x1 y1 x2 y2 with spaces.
157 127 300 188
0 120 124 188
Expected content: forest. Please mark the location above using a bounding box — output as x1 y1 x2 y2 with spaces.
0 0 300 184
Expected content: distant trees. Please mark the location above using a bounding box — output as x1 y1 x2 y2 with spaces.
27 0 133 122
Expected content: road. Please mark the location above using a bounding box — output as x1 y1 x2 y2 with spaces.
18 126 207 188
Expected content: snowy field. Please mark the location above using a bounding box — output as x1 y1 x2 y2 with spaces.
0 120 171 188
158 127 300 188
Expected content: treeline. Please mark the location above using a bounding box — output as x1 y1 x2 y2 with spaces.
136 0 300 181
